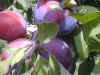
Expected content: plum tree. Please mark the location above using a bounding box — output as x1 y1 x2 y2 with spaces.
41 38 72 71
0 11 27 41
34 0 61 23
43 8 77 36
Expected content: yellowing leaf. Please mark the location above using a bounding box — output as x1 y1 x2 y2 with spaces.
11 48 25 65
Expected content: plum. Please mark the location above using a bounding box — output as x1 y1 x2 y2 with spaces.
43 8 65 25
41 38 72 71
59 16 78 36
0 38 32 61
34 0 61 23
8 38 32 48
0 11 27 40
43 8 77 36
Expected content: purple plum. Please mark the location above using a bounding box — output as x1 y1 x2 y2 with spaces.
59 16 78 36
34 0 61 23
43 8 65 25
41 38 72 71
43 8 77 36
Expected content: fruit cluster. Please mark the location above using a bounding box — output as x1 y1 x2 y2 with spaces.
34 0 78 71
34 0 78 36
0 10 30 61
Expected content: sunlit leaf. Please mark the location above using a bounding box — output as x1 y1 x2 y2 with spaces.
0 39 8 55
72 12 100 52
0 59 11 74
48 56 60 75
76 5 99 14
16 0 33 11
74 31 88 60
11 48 25 65
34 55 49 75
38 23 59 44
72 12 100 24
89 24 100 43
91 54 100 75
48 56 71 75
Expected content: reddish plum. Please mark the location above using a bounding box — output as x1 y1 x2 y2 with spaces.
0 11 27 40
0 38 32 61
8 38 32 48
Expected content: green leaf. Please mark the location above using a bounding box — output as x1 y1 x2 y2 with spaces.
74 31 88 60
83 16 100 51
76 5 99 14
0 39 8 48
78 58 94 75
91 54 100 75
7 48 23 55
89 24 100 43
0 59 11 74
72 12 100 24
74 58 94 75
0 39 8 55
34 55 49 75
16 0 33 11
11 48 25 65
80 12 100 24
48 56 71 75
72 12 100 52
0 0 14 9
38 23 59 44
60 64 71 75
48 56 60 75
